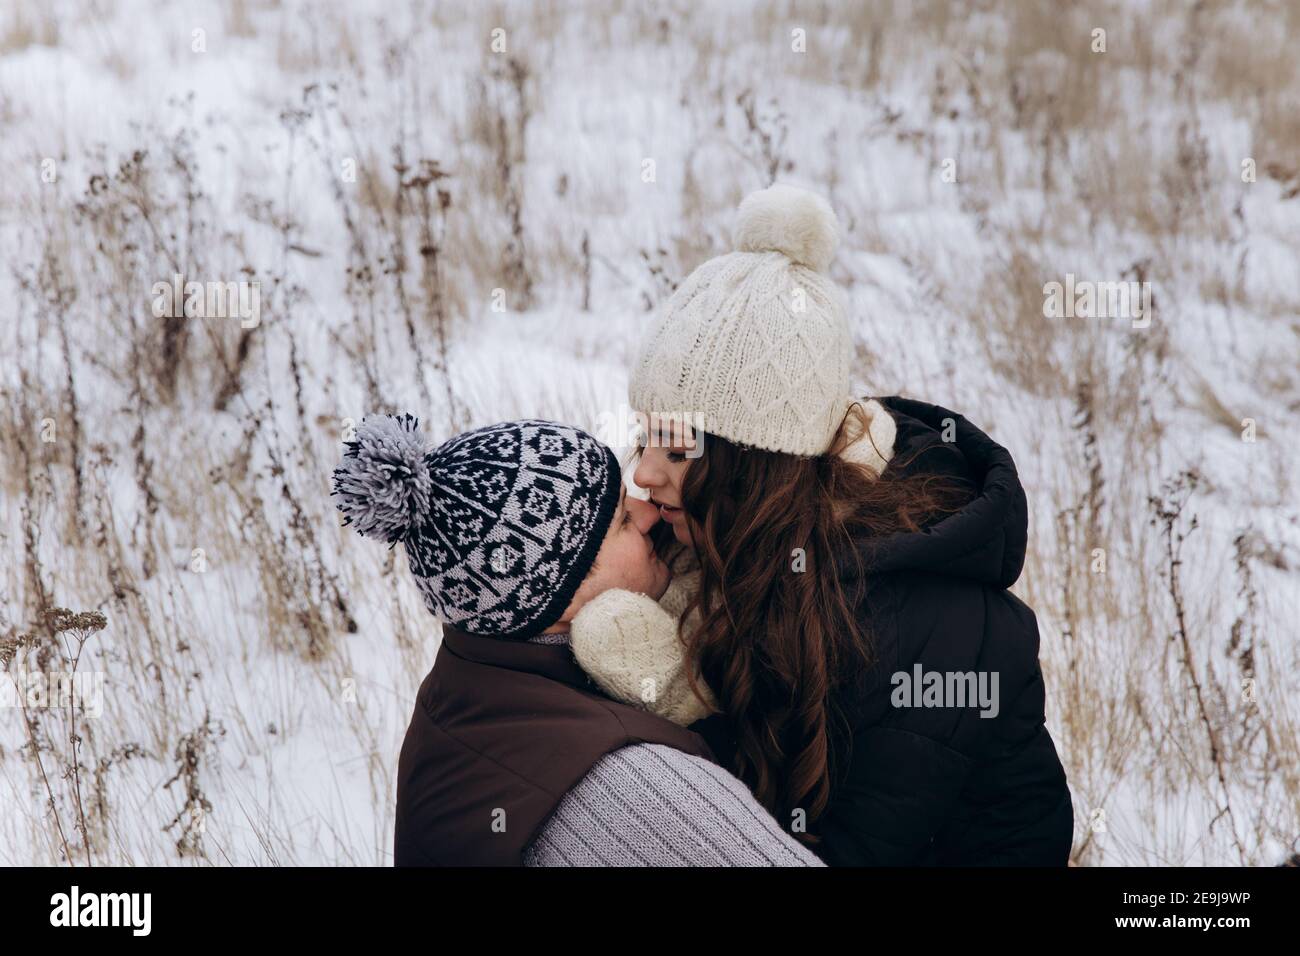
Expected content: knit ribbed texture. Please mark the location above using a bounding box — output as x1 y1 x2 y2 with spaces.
628 184 852 457
524 630 572 645
523 743 825 866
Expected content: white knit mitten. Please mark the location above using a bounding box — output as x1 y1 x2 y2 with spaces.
571 581 716 727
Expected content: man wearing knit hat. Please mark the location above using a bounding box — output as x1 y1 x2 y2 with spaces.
331 414 822 866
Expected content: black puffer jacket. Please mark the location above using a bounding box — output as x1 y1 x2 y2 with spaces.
814 396 1073 865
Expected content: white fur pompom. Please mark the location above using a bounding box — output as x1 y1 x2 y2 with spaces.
732 183 840 272
331 412 432 544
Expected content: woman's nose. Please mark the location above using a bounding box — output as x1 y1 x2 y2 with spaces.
632 453 660 494
625 496 660 534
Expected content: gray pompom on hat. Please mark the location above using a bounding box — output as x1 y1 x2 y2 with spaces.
331 413 433 543
332 414 621 639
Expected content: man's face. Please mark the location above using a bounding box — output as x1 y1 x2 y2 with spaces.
546 484 670 632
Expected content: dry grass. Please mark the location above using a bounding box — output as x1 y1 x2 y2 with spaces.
0 5 58 54
1 0 1297 866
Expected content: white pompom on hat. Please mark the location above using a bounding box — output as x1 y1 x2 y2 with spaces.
629 182 854 457
733 183 840 272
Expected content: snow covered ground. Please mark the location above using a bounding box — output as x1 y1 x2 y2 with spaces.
1 0 1297 865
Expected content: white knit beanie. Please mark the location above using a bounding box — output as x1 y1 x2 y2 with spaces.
629 183 852 457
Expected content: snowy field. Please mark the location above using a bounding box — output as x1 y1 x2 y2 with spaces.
1 0 1297 865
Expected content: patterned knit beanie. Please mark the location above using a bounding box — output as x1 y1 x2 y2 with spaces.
629 183 852 456
331 415 621 639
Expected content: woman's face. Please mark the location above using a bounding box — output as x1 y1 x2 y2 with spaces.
632 414 696 546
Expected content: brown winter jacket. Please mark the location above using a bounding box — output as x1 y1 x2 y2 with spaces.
393 623 717 866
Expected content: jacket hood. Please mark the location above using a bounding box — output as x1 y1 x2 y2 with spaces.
837 396 1029 589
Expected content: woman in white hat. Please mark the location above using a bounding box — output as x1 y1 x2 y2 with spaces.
571 183 1074 866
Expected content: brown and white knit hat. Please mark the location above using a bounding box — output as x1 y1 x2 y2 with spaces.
629 183 853 457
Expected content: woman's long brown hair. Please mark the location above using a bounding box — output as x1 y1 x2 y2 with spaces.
661 403 974 844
